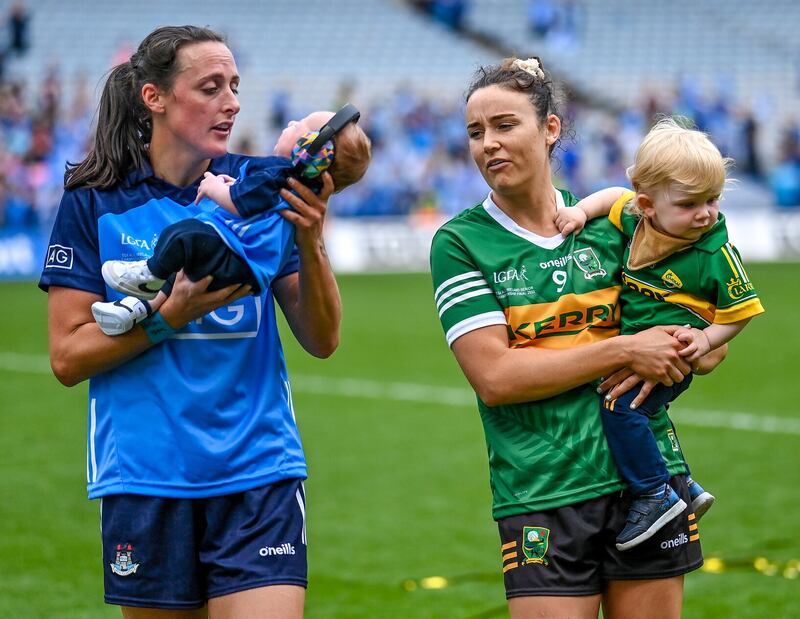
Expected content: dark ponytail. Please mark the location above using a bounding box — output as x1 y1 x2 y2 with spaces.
65 25 226 191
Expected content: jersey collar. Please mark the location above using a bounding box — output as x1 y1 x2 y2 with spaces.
122 154 231 190
692 212 729 253
482 186 566 249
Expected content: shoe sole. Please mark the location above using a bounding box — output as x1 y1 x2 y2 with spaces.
691 492 715 521
92 302 134 336
101 262 161 300
616 498 688 551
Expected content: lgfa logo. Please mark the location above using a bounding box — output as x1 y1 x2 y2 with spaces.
661 532 689 550
121 232 159 251
493 265 528 284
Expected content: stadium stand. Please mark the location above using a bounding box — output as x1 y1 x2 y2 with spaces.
458 0 800 205
0 0 798 240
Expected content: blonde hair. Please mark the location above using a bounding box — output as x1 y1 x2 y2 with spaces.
627 117 733 212
329 122 372 192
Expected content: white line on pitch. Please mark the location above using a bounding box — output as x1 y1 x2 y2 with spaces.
2 352 798 437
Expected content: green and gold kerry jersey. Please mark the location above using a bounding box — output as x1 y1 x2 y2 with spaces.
430 189 687 519
609 192 765 334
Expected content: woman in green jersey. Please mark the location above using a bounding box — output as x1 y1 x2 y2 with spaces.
430 57 726 618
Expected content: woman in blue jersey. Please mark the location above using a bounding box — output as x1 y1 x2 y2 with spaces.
430 57 728 618
39 25 338 618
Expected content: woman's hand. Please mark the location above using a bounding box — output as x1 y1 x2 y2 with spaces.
599 327 724 408
279 172 334 253
159 270 251 329
598 368 656 409
622 325 691 385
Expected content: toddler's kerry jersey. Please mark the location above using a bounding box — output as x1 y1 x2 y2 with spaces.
609 192 764 334
430 190 687 519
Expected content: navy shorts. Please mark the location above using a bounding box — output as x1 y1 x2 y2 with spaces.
497 475 702 598
100 478 307 609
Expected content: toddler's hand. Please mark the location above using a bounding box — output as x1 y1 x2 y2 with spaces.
554 207 587 235
195 172 238 214
676 327 711 362
196 172 233 204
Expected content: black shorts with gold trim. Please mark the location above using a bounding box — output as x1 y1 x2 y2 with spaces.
497 474 703 598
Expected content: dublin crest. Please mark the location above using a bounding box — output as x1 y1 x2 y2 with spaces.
110 543 140 576
572 247 606 279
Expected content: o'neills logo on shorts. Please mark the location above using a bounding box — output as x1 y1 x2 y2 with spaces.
661 532 689 550
259 543 296 557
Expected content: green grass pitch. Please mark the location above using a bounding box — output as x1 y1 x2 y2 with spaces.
1 264 798 618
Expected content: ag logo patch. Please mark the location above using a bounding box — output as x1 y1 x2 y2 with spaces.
45 244 73 270
522 526 550 565
572 248 606 279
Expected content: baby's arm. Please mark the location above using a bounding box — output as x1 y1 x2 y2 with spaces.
555 187 629 235
676 318 751 363
195 172 238 214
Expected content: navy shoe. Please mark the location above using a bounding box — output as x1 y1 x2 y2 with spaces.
687 476 715 520
616 485 687 551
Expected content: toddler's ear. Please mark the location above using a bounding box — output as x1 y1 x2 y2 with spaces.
635 193 654 217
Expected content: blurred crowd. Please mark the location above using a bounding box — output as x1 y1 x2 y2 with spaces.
2 1 800 233
265 81 800 220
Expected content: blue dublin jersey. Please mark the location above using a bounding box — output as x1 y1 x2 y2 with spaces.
39 154 306 499
196 156 297 293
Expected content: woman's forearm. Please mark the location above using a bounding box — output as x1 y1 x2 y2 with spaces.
452 325 688 406
452 326 630 405
48 287 153 386
49 275 255 386
275 244 341 358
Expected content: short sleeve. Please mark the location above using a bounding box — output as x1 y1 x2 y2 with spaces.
38 189 104 295
430 228 505 347
608 191 637 237
705 242 765 324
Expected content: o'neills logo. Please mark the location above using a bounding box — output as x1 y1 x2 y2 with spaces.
661 532 689 550
539 255 572 269
259 543 296 557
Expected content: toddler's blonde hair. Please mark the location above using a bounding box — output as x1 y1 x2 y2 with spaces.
627 117 733 213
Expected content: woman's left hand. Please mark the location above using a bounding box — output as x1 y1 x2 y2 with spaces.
597 368 654 409
279 172 334 251
598 341 730 407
